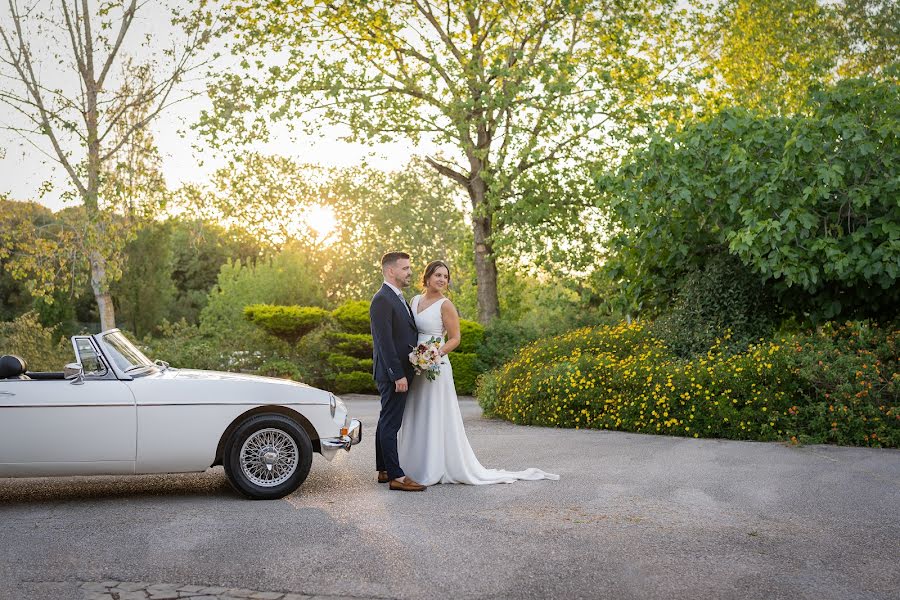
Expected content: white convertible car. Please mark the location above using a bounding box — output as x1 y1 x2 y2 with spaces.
0 329 361 499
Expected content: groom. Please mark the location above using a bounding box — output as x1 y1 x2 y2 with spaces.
370 252 426 492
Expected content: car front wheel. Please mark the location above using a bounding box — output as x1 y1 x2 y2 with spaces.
224 414 313 500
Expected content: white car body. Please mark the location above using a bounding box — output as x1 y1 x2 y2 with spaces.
0 330 361 498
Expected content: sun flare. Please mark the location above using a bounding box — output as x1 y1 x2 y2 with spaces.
287 203 338 245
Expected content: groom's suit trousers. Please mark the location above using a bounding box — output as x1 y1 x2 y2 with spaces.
375 380 407 480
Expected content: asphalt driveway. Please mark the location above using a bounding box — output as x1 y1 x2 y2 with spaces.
1 395 898 600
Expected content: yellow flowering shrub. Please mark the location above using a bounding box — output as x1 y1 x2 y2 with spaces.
477 321 899 447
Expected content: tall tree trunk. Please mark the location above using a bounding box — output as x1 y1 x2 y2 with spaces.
469 172 500 323
90 250 116 331
83 22 116 332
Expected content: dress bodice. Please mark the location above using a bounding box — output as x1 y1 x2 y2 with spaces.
411 295 447 341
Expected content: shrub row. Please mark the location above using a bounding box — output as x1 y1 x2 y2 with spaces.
477 321 898 448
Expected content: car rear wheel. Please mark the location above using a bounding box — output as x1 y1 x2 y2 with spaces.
224 414 313 500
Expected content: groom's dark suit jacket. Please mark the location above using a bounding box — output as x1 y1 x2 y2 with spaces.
370 284 418 382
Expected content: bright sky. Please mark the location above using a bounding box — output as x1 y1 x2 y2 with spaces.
0 3 425 212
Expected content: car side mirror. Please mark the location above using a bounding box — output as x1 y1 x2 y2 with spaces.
64 363 84 385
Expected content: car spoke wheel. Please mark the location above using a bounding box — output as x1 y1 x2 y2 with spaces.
239 428 299 487
224 413 314 500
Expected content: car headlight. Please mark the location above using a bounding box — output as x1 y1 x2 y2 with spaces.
330 393 336 418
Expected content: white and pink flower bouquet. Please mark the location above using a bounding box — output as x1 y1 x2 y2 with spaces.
408 337 443 381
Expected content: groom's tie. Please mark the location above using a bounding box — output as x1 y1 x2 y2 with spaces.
399 294 414 320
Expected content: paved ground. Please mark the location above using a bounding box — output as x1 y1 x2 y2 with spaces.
1 395 898 600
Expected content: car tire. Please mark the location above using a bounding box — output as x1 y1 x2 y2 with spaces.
224 413 313 500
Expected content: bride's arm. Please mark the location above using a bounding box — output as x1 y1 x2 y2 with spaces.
439 300 461 356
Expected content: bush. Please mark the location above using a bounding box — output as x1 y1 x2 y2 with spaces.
651 253 779 358
332 300 371 334
357 358 373 372
449 352 478 395
326 353 359 370
0 311 72 371
255 358 306 381
331 332 373 359
294 322 340 387
141 319 286 372
475 317 542 372
457 319 484 353
477 320 899 448
199 247 324 346
786 321 898 446
333 371 377 394
244 304 330 344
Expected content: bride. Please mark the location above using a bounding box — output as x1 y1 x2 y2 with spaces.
398 260 559 486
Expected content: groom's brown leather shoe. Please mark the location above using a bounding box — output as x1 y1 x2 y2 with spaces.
377 470 389 483
389 477 427 491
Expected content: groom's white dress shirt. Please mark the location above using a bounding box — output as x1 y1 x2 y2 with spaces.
383 280 403 297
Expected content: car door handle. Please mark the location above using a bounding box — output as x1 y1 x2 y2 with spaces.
0 391 15 396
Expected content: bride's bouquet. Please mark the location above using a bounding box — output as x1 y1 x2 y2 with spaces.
408 337 443 381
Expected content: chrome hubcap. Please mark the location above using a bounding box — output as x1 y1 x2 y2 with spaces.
239 428 299 487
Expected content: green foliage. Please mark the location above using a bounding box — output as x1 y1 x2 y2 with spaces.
255 358 306 382
600 77 900 322
475 318 543 373
140 319 286 373
244 304 330 344
112 221 177 338
787 320 899 446
0 311 72 371
324 161 474 305
293 322 341 387
331 332 373 359
326 353 359 371
331 300 371 334
457 320 484 354
448 352 478 396
694 0 899 116
166 218 264 326
696 0 840 115
207 1 691 320
478 321 899 447
650 254 780 358
200 244 324 346
333 371 377 395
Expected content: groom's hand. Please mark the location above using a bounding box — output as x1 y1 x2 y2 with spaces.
394 377 409 392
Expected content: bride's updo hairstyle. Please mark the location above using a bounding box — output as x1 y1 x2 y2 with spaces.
422 260 450 289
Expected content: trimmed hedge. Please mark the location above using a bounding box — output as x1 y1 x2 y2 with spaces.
334 370 377 394
331 332 373 359
332 300 371 334
477 321 899 448
449 352 478 395
244 304 330 344
327 353 359 370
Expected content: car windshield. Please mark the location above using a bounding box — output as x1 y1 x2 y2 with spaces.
99 331 154 373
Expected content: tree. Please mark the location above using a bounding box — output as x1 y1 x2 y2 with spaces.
0 1 214 329
111 222 177 338
690 0 899 116
178 154 475 311
322 159 474 308
833 0 900 78
598 77 900 322
204 0 688 322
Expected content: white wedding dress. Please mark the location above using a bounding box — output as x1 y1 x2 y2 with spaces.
398 295 559 486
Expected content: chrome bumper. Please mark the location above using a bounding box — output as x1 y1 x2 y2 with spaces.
320 418 362 461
